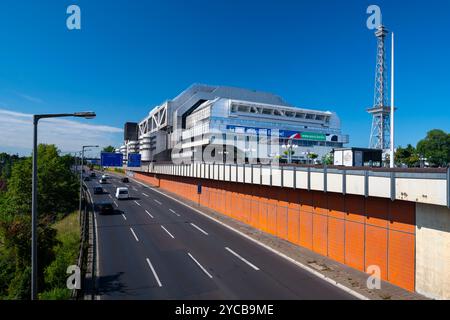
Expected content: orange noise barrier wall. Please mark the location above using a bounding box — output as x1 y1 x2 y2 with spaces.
134 172 415 292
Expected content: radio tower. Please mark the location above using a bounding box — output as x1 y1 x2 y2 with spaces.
368 25 391 150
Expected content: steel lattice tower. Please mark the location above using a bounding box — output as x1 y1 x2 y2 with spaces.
368 25 391 150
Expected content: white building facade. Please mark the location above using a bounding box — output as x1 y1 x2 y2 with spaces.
131 84 348 164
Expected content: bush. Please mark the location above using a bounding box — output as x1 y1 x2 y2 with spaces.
39 288 71 300
43 212 79 293
6 267 31 300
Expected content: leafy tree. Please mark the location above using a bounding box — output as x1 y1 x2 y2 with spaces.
102 145 116 153
4 144 79 219
416 129 450 167
0 145 78 299
0 152 21 191
322 153 334 166
395 144 419 167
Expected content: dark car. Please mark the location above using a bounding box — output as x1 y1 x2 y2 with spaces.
93 186 103 194
96 201 114 215
90 172 96 178
83 176 91 181
121 177 129 183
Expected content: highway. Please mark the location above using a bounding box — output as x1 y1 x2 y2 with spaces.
85 172 356 300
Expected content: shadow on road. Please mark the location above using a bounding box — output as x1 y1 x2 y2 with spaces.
96 209 124 216
119 197 141 201
97 272 127 296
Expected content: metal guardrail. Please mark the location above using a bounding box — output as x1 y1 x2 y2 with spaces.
72 183 91 300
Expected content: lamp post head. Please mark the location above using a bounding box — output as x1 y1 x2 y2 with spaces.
74 111 96 119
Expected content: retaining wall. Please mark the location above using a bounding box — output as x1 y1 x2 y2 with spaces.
133 172 417 292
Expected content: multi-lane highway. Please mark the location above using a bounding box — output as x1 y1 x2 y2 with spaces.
85 172 356 300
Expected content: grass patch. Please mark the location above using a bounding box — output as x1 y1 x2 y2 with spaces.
54 211 79 240
39 211 80 300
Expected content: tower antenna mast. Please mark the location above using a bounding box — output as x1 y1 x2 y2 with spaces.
368 25 392 151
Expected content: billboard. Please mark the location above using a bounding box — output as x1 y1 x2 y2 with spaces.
226 125 326 141
101 152 123 167
127 153 141 168
279 130 327 141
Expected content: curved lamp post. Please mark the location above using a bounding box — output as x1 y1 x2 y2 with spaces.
31 111 96 300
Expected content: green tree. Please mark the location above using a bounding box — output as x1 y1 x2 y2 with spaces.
416 129 450 167
4 145 79 219
395 144 419 167
102 145 116 153
322 153 334 166
0 145 78 299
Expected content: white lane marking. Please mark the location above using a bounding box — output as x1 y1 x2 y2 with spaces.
134 200 141 207
130 177 369 301
190 223 208 236
121 214 127 221
160 225 174 239
187 253 213 279
133 187 138 191
154 199 162 205
225 247 260 271
142 192 149 197
108 194 113 199
130 227 139 242
169 209 180 217
113 201 118 207
146 258 162 287
145 210 154 219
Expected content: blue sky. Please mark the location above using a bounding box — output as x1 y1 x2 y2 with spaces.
0 0 449 156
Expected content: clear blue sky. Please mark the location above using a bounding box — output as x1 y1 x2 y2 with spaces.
0 0 449 155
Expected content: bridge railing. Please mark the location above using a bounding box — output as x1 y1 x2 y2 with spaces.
129 162 450 208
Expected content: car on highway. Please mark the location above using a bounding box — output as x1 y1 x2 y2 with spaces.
101 174 109 179
95 201 114 215
93 185 103 194
83 176 91 182
90 172 96 178
121 177 129 183
99 178 107 184
115 187 129 200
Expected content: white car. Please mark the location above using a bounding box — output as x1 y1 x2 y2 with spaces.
101 174 109 179
115 187 129 200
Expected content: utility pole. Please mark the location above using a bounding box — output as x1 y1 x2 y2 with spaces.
390 32 395 168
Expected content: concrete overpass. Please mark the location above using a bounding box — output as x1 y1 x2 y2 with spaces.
127 163 450 300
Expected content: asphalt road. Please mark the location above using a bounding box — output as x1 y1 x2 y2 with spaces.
85 172 356 300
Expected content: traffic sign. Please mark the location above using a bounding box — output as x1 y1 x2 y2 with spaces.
101 152 123 167
128 153 141 167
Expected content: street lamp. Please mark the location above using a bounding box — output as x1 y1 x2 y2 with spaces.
31 111 96 300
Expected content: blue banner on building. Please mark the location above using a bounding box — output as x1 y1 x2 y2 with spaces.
127 153 141 168
101 152 123 167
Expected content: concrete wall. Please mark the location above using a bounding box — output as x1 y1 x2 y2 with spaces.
416 203 450 300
